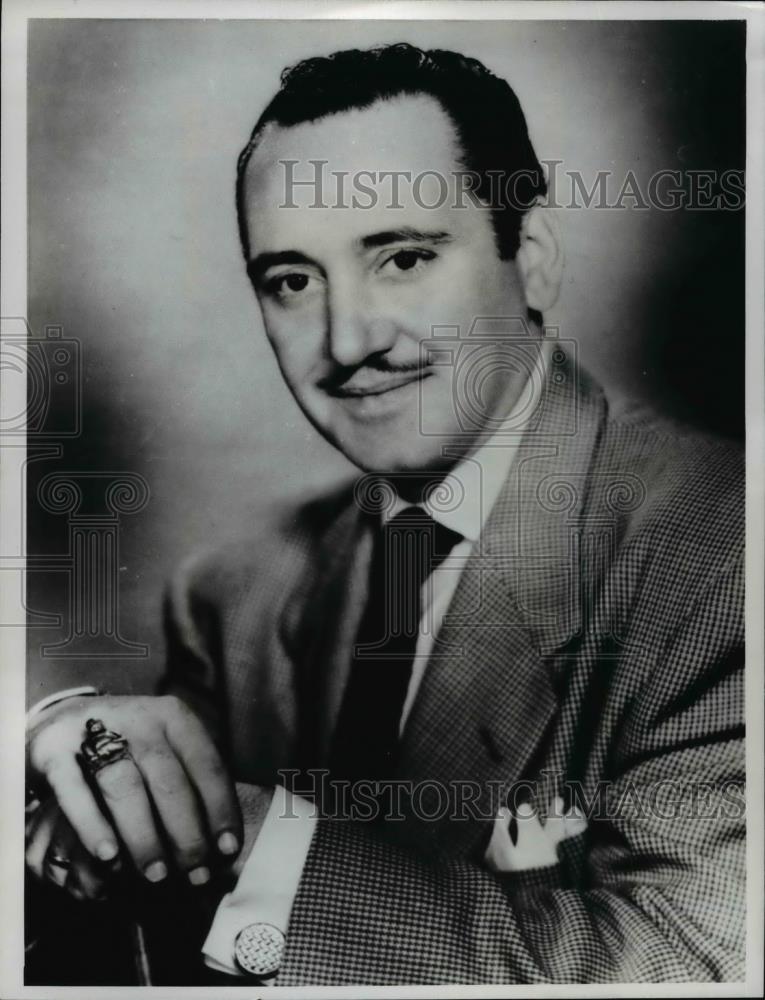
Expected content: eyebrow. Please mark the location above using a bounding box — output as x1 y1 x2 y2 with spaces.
247 228 454 280
359 228 454 250
247 250 315 282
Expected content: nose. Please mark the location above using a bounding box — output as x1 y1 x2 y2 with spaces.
325 276 396 367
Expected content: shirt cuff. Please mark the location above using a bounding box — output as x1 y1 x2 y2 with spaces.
202 784 317 978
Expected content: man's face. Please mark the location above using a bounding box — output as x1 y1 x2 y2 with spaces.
241 94 533 474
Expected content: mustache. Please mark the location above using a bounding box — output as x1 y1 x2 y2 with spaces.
317 355 428 394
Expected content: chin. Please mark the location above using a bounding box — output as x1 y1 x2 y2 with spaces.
319 408 467 476
346 441 457 477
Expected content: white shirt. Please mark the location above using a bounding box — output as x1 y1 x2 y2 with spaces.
202 341 552 976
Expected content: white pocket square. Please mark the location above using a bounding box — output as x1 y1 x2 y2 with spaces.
484 796 587 874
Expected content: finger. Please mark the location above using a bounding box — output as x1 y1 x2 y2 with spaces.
44 811 109 900
66 839 108 901
44 814 78 891
134 743 212 884
163 703 242 856
92 755 168 883
43 756 121 864
25 798 59 879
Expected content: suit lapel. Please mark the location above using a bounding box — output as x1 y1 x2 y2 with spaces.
397 356 607 853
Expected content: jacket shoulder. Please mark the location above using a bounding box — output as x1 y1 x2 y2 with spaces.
167 480 358 609
595 398 744 587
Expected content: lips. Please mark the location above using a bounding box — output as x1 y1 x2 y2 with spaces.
329 370 428 398
325 369 432 421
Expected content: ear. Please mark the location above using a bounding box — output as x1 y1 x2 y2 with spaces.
515 204 564 313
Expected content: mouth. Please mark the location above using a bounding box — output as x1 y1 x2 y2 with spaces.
328 370 429 399
324 369 433 420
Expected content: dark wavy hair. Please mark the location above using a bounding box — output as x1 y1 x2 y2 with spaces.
236 43 547 261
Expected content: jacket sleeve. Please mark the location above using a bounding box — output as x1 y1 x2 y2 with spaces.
157 548 231 747
275 557 745 985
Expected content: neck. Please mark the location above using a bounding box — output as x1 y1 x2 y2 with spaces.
378 470 455 505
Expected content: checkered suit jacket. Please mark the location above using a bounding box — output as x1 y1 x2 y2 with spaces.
162 356 744 984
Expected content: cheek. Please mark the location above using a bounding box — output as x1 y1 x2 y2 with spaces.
262 306 326 384
420 250 517 328
381 267 476 337
443 230 524 318
483 260 526 315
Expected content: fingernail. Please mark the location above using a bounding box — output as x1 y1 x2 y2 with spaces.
188 866 210 886
217 831 239 855
144 860 168 883
95 839 119 862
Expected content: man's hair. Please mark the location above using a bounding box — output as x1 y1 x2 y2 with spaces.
236 43 547 261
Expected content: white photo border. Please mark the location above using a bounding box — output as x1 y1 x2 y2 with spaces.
1 2 762 997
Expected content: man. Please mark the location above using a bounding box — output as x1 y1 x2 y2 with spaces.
25 44 744 984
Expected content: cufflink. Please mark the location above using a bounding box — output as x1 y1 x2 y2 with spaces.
233 922 285 980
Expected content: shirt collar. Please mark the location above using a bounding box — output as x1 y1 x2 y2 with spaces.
383 340 552 543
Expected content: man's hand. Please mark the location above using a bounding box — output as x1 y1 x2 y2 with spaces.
27 694 242 886
26 795 112 901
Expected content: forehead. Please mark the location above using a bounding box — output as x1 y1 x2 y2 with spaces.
242 94 468 253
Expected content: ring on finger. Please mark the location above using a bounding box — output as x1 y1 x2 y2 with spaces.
80 718 132 776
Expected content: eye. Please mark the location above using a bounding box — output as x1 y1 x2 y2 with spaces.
380 248 437 278
284 273 309 292
263 270 319 305
392 250 422 271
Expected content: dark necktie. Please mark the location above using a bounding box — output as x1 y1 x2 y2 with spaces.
329 506 462 785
